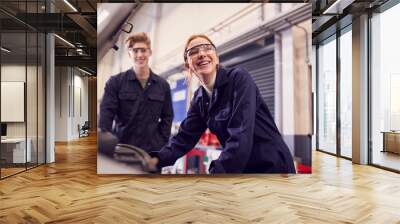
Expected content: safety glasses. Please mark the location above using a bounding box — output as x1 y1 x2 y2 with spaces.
185 44 216 59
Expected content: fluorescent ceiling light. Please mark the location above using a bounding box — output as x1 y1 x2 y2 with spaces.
323 0 355 15
63 0 78 12
1 47 11 53
54 34 75 48
78 67 93 76
323 0 341 14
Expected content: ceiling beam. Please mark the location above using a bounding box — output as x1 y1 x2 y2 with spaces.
55 55 96 68
67 13 97 38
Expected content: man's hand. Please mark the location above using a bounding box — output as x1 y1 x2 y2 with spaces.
147 157 159 171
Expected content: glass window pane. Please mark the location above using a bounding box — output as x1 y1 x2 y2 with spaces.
318 36 337 154
27 31 38 169
340 28 352 158
371 3 400 171
1 31 27 177
38 32 45 165
1 1 46 179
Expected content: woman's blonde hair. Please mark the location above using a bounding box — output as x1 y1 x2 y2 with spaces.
183 34 217 86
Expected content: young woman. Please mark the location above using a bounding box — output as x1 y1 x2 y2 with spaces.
151 34 296 173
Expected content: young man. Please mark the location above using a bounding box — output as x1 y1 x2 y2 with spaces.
99 32 173 154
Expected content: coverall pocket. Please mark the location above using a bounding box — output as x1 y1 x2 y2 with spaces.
214 107 231 128
147 93 165 118
118 92 138 116
215 107 231 121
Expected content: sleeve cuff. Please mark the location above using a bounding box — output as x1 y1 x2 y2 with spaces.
209 160 226 173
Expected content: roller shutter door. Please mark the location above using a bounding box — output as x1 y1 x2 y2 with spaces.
227 52 275 118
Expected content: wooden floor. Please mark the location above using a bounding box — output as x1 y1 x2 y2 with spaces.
1 167 26 178
1 135 400 223
1 163 45 178
372 151 400 171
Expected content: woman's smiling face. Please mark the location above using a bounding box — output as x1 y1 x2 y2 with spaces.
186 37 219 79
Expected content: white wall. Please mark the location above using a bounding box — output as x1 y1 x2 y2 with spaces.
55 67 68 141
1 63 46 163
1 65 34 137
72 73 89 138
54 67 89 141
1 65 26 82
1 65 26 141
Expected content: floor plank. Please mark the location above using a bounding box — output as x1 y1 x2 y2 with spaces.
0 134 399 223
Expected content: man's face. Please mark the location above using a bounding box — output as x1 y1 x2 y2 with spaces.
128 42 152 69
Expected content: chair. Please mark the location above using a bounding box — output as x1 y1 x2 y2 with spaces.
78 121 90 138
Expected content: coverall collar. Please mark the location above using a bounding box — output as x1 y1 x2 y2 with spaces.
199 66 230 99
127 68 158 83
199 66 231 113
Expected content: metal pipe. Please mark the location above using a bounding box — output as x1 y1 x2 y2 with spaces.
285 18 310 65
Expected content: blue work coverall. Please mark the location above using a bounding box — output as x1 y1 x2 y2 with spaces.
99 68 173 153
154 66 296 173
